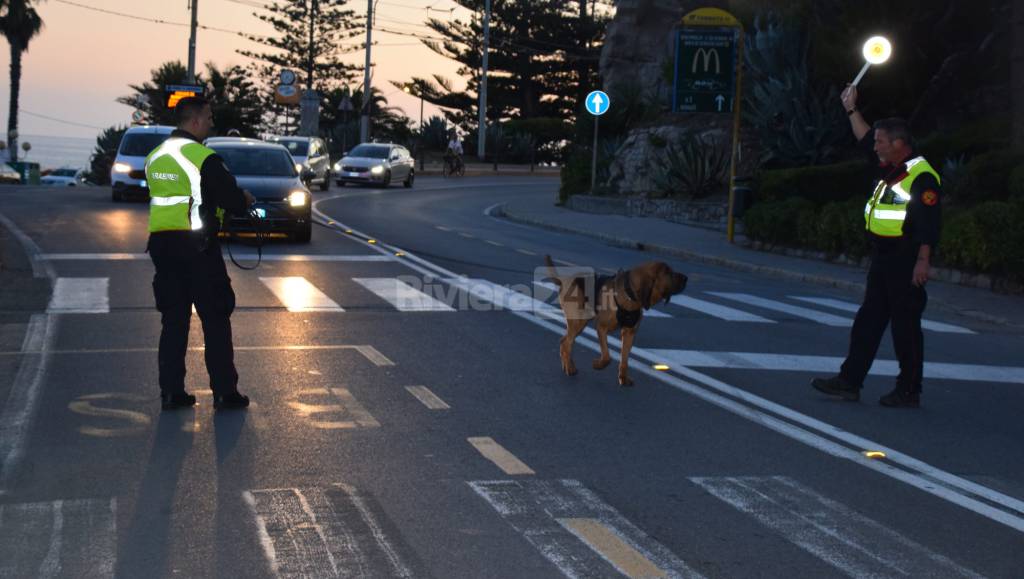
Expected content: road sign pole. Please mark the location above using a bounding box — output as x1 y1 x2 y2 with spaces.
591 115 599 193
726 29 744 244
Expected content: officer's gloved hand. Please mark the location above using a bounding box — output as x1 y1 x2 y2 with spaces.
243 189 255 208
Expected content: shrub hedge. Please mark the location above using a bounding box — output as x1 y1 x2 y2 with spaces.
756 160 870 204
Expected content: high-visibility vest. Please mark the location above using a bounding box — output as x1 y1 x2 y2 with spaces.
145 137 220 233
864 156 940 238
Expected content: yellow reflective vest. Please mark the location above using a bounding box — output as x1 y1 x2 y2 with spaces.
145 137 216 233
864 156 940 238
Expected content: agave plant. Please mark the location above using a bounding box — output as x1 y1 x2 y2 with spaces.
653 135 730 199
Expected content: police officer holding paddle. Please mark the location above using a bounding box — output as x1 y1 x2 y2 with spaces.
811 85 942 408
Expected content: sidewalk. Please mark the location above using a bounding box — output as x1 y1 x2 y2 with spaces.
497 194 1024 329
416 161 559 177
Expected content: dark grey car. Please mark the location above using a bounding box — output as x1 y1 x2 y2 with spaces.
210 141 313 243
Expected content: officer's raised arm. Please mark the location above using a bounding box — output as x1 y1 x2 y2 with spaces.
842 85 871 141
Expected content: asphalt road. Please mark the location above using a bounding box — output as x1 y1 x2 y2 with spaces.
0 178 1022 578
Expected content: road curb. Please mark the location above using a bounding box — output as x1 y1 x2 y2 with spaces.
493 203 1018 329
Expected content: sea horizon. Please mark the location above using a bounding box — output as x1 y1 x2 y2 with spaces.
4 134 96 171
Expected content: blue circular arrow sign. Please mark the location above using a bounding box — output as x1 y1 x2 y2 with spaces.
585 90 610 116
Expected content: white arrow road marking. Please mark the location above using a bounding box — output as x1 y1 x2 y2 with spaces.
789 296 976 334
692 476 982 578
646 349 1024 384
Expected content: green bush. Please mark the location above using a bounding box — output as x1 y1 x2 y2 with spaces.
964 150 1024 203
757 160 871 204
559 149 591 203
742 196 816 247
1009 165 1024 200
939 202 1024 279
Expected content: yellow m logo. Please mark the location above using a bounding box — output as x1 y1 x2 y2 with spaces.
692 48 721 74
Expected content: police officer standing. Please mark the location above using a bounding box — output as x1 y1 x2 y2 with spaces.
812 85 942 408
146 96 254 410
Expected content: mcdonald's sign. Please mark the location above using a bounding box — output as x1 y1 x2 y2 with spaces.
672 27 738 113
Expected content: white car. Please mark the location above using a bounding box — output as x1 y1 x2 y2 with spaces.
41 168 87 187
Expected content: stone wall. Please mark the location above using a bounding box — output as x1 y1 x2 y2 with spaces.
567 194 729 230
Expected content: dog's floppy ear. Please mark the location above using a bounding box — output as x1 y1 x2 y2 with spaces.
632 263 659 310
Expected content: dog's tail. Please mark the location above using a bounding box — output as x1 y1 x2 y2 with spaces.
543 254 562 287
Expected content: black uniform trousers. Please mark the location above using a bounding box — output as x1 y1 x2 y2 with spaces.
840 250 927 392
149 233 239 396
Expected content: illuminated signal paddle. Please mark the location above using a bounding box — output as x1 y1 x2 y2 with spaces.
852 36 892 86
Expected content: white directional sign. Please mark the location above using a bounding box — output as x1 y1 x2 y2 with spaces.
585 90 610 116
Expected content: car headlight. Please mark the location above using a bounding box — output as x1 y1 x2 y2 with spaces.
334 162 342 170
112 163 132 173
370 165 384 175
295 163 304 173
288 190 308 207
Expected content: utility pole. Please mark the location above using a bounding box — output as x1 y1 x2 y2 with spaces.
476 0 491 161
187 0 199 83
307 0 317 90
360 0 374 143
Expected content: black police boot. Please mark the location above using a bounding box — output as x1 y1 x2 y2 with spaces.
161 391 197 410
213 391 250 410
879 387 920 408
811 375 860 402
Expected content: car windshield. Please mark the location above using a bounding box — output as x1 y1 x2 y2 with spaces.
52 169 77 177
119 133 170 156
215 147 297 177
348 145 390 159
276 139 310 156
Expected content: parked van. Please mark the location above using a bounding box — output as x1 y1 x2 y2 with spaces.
110 125 174 202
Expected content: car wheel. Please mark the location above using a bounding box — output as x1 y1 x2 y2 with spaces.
383 170 391 188
294 222 312 243
403 170 415 188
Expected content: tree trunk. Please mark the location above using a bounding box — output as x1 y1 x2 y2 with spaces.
7 43 21 163
1014 0 1024 148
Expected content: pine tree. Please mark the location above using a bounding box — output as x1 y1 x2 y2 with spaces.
238 0 365 133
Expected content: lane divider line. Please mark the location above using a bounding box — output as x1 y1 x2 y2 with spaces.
468 437 536 475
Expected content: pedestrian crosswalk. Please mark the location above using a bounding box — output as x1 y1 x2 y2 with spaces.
43 272 977 334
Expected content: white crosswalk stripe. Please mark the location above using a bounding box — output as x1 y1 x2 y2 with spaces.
470 479 704 578
647 348 1024 384
532 280 672 317
691 476 983 578
258 276 344 312
671 295 775 322
244 485 416 578
0 498 117 578
707 292 853 326
354 277 455 311
47 278 109 314
790 296 975 334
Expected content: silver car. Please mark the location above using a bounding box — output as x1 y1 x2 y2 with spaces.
333 143 415 188
268 136 331 191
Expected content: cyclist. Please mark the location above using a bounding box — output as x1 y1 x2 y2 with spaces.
444 130 464 174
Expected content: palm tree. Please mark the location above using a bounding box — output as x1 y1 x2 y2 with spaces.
0 0 44 163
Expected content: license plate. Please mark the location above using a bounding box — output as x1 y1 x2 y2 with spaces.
347 172 361 177
254 208 266 218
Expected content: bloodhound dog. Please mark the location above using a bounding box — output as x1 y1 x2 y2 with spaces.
544 255 687 386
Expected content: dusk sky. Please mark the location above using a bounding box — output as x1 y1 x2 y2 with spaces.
0 0 471 139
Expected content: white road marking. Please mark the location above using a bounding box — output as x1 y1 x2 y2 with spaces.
692 476 982 578
245 486 414 578
317 209 1024 534
468 437 536 475
708 292 852 326
646 349 1024 384
0 212 56 494
447 278 562 316
38 253 393 262
354 345 395 367
405 386 450 410
485 240 505 247
354 277 456 312
47 278 109 314
516 249 537 256
470 479 703 578
1 344 398 366
671 295 775 323
259 276 343 312
0 498 117 578
790 296 976 334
